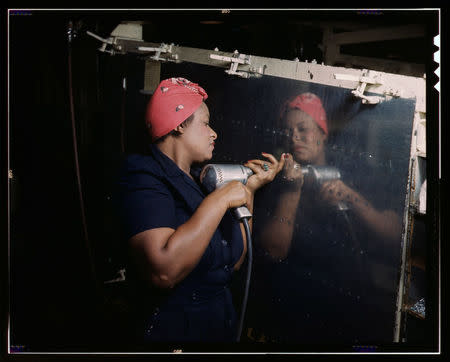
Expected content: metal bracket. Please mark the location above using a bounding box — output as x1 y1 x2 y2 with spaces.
334 71 385 104
210 50 264 78
104 268 126 284
87 30 135 56
137 43 179 62
86 30 178 62
87 30 117 54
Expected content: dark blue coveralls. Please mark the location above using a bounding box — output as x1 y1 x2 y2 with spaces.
116 144 244 343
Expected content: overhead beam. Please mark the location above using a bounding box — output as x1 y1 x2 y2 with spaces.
334 53 425 77
330 24 425 45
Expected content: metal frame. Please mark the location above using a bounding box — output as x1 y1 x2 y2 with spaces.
88 24 428 343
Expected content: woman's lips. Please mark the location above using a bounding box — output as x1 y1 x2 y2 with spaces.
294 145 307 151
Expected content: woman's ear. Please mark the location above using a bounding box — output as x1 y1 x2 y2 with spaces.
174 124 185 134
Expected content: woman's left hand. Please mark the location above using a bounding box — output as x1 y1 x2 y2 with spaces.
244 152 286 193
319 179 356 207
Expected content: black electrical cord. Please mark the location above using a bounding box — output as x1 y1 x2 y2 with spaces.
67 21 99 295
236 217 253 342
120 57 128 154
120 79 126 154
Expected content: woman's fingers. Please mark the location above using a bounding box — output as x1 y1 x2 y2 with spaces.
274 153 287 172
283 153 295 170
244 161 263 174
243 153 286 192
221 180 249 209
320 180 350 203
246 159 267 168
280 153 303 186
261 152 279 165
247 153 287 174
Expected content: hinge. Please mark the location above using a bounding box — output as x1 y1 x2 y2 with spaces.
137 43 179 62
210 50 264 78
86 30 117 54
86 30 179 62
334 71 385 104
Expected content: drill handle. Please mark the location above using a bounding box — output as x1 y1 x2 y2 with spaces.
233 206 252 220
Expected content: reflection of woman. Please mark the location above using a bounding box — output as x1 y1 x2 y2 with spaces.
262 93 401 259
116 77 284 343
250 93 402 343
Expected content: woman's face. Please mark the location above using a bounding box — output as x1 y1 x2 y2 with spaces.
181 102 217 163
284 109 327 165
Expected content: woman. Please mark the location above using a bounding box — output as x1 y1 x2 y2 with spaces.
261 92 402 259
249 92 403 344
116 77 284 343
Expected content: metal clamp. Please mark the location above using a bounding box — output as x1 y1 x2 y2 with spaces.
352 84 383 104
104 268 126 284
86 30 178 61
334 71 384 104
210 50 264 78
138 43 178 62
87 30 117 54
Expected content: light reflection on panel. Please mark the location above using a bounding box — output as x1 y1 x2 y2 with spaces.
160 62 415 344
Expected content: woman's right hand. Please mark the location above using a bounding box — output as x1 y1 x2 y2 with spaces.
282 153 304 188
214 180 251 210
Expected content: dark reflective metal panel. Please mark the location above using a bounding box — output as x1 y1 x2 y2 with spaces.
161 62 415 345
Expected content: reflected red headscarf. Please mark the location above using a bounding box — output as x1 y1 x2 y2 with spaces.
281 92 328 135
146 77 208 141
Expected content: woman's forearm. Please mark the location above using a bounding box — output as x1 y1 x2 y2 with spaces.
133 191 230 288
347 191 402 243
259 190 301 259
133 181 250 288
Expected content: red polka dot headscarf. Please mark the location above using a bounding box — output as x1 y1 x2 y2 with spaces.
146 77 208 141
281 92 328 135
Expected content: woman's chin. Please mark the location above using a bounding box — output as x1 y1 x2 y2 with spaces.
293 152 309 164
200 153 213 163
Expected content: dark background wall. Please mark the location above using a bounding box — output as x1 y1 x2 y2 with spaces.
4 9 440 353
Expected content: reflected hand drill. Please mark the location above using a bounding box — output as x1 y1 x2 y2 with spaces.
301 165 349 211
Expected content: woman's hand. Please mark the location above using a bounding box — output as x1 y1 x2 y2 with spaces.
281 153 304 189
319 179 355 208
319 179 402 242
213 180 252 210
244 152 286 193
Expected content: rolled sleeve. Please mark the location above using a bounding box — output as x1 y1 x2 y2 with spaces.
219 212 244 266
118 171 177 240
